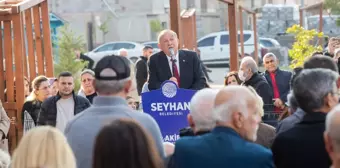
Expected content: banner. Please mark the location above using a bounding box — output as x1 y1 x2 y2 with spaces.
142 81 196 143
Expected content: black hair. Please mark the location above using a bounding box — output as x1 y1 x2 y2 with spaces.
58 71 73 79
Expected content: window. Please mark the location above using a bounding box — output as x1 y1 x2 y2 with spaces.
200 0 207 13
198 36 215 47
95 43 115 52
113 43 136 50
260 40 275 48
220 34 252 45
220 35 229 45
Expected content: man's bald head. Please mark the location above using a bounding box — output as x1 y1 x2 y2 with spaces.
213 85 261 142
214 85 258 122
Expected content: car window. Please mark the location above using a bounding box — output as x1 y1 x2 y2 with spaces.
242 34 251 42
145 43 159 49
260 40 275 48
95 43 115 52
198 36 216 47
220 35 229 45
220 34 252 45
114 43 136 50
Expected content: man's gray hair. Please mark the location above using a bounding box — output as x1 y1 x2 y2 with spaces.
241 56 258 73
95 68 130 94
213 86 256 122
263 52 277 62
293 68 339 113
157 29 178 44
80 69 95 78
189 88 219 131
326 104 340 152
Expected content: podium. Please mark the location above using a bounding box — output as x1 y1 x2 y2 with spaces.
0 0 54 152
142 81 196 142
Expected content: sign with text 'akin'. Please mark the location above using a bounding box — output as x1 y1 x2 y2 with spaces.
142 81 196 143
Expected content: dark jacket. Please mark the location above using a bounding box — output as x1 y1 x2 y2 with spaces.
243 72 273 113
276 108 305 135
135 56 148 95
148 50 206 90
37 92 91 126
21 100 42 125
173 126 274 168
264 68 292 102
272 112 331 168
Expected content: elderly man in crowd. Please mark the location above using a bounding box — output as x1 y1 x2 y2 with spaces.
239 57 273 124
78 69 97 104
179 88 219 137
166 88 218 167
325 105 340 168
272 68 338 168
263 53 292 112
173 86 274 168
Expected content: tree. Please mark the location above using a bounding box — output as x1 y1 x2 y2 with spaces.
287 24 324 68
324 0 340 26
98 16 112 42
54 25 87 91
149 19 163 39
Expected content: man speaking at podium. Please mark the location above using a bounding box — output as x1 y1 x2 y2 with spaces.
148 29 206 90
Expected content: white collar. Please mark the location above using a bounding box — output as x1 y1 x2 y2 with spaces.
166 51 179 62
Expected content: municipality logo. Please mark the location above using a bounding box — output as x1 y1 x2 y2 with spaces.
162 82 177 98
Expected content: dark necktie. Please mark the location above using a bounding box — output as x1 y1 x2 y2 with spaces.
171 57 180 87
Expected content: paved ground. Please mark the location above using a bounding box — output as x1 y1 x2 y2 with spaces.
207 67 229 89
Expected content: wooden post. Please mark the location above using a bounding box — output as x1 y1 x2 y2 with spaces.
239 6 244 58
41 0 54 77
13 13 25 139
253 13 258 64
180 9 197 50
33 5 44 75
0 22 4 101
25 9 36 80
228 1 238 71
169 0 182 47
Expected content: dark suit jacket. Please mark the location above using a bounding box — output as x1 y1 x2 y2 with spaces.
272 112 331 168
148 50 206 90
173 126 274 168
264 68 292 102
135 56 148 95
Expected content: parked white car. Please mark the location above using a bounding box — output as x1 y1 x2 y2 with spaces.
85 41 145 63
197 30 260 65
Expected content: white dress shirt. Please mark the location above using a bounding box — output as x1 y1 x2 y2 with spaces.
166 52 180 75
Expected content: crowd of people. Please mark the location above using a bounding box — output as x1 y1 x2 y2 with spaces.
0 30 339 168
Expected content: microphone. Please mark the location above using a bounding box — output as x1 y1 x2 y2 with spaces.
169 47 175 57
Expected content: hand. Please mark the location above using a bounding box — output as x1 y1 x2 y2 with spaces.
273 98 283 108
169 77 178 85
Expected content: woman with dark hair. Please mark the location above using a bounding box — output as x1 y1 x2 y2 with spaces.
93 119 163 168
224 71 242 86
